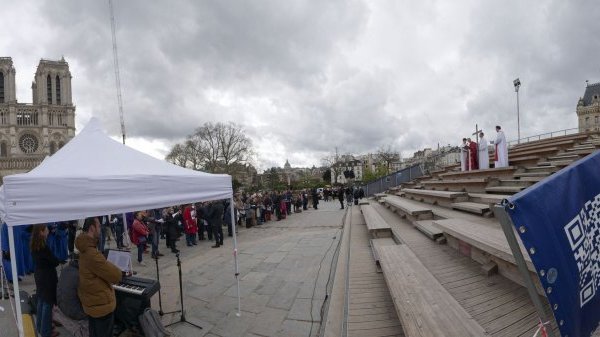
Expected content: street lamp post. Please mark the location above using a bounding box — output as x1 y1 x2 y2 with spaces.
513 78 521 144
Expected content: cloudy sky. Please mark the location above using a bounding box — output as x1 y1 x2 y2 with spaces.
2 1 598 170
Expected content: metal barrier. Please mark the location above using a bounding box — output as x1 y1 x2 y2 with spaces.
507 127 579 147
362 164 423 197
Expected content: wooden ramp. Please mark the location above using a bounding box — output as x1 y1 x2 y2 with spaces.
347 208 405 337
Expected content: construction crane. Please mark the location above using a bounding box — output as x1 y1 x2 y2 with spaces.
108 0 126 144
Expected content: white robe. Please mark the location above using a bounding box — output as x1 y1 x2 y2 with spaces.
493 131 508 168
460 142 468 171
478 136 489 169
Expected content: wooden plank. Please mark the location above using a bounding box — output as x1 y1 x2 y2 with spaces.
467 193 510 204
485 186 525 194
413 220 443 240
371 237 396 266
362 205 392 239
401 188 467 199
382 195 433 217
433 219 535 272
451 202 490 215
378 245 490 336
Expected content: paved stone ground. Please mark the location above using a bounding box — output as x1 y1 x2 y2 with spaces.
0 200 345 337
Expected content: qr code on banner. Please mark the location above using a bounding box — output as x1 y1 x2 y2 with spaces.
564 193 600 307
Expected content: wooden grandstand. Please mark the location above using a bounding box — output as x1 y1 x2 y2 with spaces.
323 131 600 337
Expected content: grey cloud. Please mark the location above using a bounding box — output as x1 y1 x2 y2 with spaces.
4 1 599 169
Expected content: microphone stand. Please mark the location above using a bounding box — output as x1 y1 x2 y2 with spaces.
165 253 202 330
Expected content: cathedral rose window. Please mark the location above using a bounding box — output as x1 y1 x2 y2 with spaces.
19 134 39 153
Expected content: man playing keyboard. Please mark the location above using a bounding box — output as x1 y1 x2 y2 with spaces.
75 217 123 337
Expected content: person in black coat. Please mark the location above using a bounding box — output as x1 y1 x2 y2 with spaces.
337 188 345 210
163 207 180 253
30 224 60 337
207 201 225 248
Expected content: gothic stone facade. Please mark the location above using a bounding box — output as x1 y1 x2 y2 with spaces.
577 82 600 132
0 57 75 181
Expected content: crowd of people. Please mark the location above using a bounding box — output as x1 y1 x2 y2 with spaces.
0 185 370 336
235 186 366 225
460 125 508 171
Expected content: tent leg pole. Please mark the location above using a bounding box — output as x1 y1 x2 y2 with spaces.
8 226 24 337
122 212 131 249
230 198 241 317
494 205 555 337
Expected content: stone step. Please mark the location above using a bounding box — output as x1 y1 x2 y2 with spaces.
413 220 444 240
485 186 526 194
450 202 491 215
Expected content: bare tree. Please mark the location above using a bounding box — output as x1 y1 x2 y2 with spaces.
377 146 400 174
166 121 254 175
217 122 253 168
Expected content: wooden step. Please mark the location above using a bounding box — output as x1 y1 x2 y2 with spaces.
467 193 510 204
499 179 534 187
370 237 396 270
547 153 580 160
451 202 490 215
524 165 557 171
438 166 515 179
382 195 434 220
362 204 392 238
536 160 572 167
401 188 467 199
513 172 548 177
566 145 596 151
509 155 539 164
433 219 535 271
414 220 444 240
485 186 525 194
377 245 490 337
518 176 545 183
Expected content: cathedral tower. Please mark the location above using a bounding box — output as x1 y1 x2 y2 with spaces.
0 57 76 181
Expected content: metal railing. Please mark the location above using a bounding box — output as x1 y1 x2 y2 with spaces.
362 164 423 197
507 127 580 148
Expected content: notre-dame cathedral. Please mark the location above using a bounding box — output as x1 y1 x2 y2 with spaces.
0 57 75 181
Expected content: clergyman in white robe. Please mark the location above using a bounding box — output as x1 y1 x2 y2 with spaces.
492 126 508 168
478 133 489 169
460 139 468 171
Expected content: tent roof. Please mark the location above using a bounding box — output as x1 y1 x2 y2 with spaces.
1 118 232 226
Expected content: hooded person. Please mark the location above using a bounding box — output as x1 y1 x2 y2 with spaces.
75 217 122 337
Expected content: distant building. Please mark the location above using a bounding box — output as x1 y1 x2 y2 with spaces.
331 155 363 185
577 81 600 132
257 160 325 189
0 57 76 181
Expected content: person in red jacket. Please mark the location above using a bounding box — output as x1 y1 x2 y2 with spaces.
132 211 150 266
183 205 197 246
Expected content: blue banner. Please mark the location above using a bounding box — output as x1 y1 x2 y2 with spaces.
506 150 600 337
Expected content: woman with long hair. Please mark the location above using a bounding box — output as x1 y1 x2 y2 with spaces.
30 224 60 337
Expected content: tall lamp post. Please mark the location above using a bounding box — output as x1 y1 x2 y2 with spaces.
513 78 521 144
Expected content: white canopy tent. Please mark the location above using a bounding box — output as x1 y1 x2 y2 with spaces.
0 118 240 336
